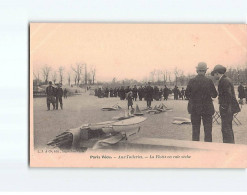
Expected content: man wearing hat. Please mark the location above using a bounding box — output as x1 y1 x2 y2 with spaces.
185 62 218 142
211 64 240 144
46 81 56 110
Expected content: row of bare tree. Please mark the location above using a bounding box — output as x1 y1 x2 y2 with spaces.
33 64 96 86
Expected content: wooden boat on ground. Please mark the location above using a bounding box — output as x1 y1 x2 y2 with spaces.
101 104 122 111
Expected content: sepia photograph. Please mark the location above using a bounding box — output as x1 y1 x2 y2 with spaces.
30 23 247 167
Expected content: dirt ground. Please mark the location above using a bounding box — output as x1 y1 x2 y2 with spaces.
33 92 247 149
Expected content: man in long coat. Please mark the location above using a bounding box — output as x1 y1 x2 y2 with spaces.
163 85 169 101
211 64 240 144
132 85 138 101
238 82 245 103
185 62 218 142
145 82 153 108
46 81 56 110
55 83 63 110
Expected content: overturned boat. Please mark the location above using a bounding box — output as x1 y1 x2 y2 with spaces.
47 116 147 151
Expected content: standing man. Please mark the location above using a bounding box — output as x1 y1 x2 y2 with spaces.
163 85 169 101
173 86 179 100
138 86 144 101
132 85 138 101
55 83 64 110
46 81 56 111
185 62 218 142
145 82 153 108
64 88 68 98
238 82 245 104
211 65 240 144
181 87 185 100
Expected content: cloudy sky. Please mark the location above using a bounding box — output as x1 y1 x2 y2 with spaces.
30 23 247 82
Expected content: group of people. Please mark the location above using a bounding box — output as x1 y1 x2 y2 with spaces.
186 62 240 144
46 81 68 110
94 84 187 102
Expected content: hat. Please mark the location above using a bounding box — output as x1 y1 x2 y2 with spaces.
211 64 226 76
196 62 208 71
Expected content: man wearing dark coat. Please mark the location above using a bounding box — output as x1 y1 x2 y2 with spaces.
105 87 109 98
185 62 218 142
211 64 240 144
55 83 63 110
181 87 185 100
145 82 153 108
132 85 138 101
163 85 169 101
109 88 114 97
46 81 56 110
119 86 125 100
238 82 245 103
173 86 179 100
138 86 144 101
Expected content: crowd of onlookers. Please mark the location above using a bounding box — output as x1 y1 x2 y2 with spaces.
94 84 188 101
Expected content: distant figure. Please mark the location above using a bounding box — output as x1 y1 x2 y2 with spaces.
173 86 179 100
55 83 63 110
145 82 153 108
119 86 125 100
181 87 185 100
153 86 159 101
114 87 118 97
126 90 133 110
64 88 68 98
159 88 162 101
132 85 138 101
109 88 114 97
46 81 56 111
98 88 102 98
105 87 109 98
138 86 144 101
238 82 245 104
163 85 169 101
186 62 217 142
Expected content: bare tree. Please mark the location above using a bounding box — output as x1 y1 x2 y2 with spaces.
71 63 82 86
84 64 87 85
58 66 64 84
52 71 57 84
74 74 77 86
67 72 71 86
90 66 96 85
174 67 183 86
42 65 51 84
150 71 155 82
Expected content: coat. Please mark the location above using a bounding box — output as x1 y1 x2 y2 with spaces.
238 84 245 99
185 75 217 115
218 75 240 114
145 86 153 101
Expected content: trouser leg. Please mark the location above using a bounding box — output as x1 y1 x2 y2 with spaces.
221 113 235 143
47 98 50 110
59 97 63 109
191 114 201 141
202 114 213 142
55 97 58 109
